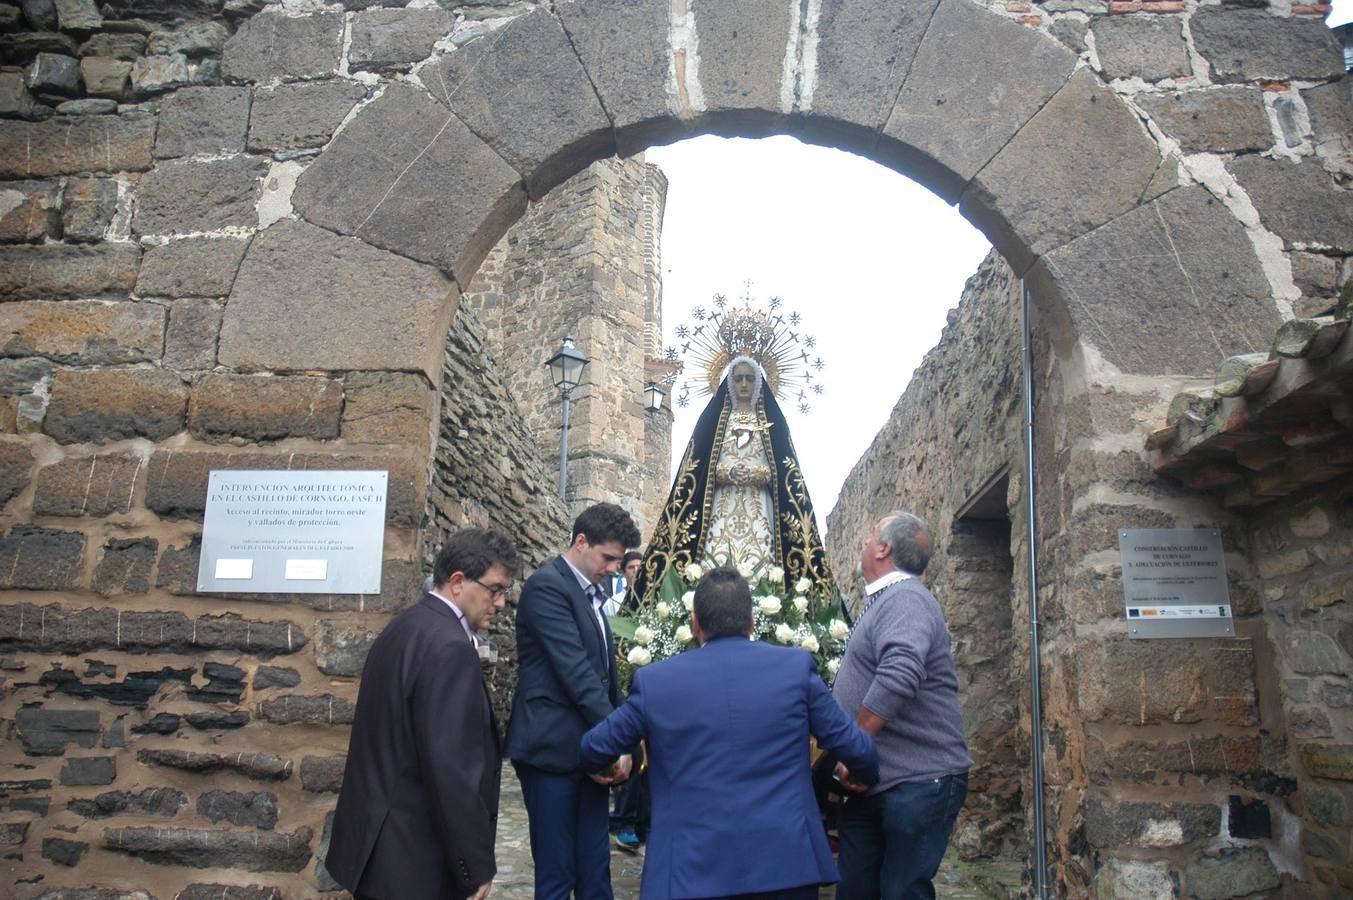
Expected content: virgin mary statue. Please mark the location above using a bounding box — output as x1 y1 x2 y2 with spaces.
634 300 836 602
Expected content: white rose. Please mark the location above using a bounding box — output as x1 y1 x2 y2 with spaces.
655 601 671 618
634 626 654 645
800 634 819 653
675 624 693 643
736 560 755 579
768 566 785 585
681 590 695 611
757 595 782 615
627 646 652 666
793 596 809 613
795 577 812 594
684 562 703 581
826 657 841 675
829 619 850 640
774 623 794 644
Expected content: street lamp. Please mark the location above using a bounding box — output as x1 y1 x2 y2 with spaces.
644 381 665 414
545 336 589 498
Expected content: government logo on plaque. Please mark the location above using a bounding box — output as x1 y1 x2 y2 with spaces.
197 470 388 594
1118 528 1234 639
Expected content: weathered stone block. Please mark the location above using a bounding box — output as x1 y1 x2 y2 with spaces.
92 537 156 595
32 453 143 516
155 85 250 158
185 710 249 730
555 0 677 155
188 373 342 443
5 29 78 58
143 450 271 519
68 786 187 818
79 55 131 96
60 176 119 242
1091 15 1190 82
0 179 60 241
56 97 118 116
79 32 147 60
246 79 365 152
1284 630 1346 674
292 82 524 280
0 242 141 300
42 836 89 866
0 300 164 365
21 0 58 30
252 665 300 691
1191 8 1343 84
1136 87 1270 154
222 9 342 83
59 754 116 785
679 0 788 130
136 236 247 298
44 368 187 443
15 705 100 755
178 887 281 900
0 524 85 589
27 51 80 97
1083 794 1220 848
197 789 278 829
1026 186 1277 376
132 156 267 236
147 21 228 58
32 887 154 900
1307 786 1346 827
52 0 100 31
1092 858 1175 900
186 660 245 704
0 112 155 178
1078 637 1257 726
104 825 313 872
314 619 378 677
881 0 1074 201
130 712 180 735
299 755 345 793
342 371 433 444
163 297 223 370
349 8 450 71
218 219 458 378
256 693 355 726
0 358 53 396
0 438 35 506
129 52 192 96
0 821 29 846
1300 743 1353 781
136 748 293 780
1303 80 1353 158
1228 156 1352 253
961 68 1167 273
1184 846 1279 899
421 7 612 197
0 603 309 657
0 69 48 120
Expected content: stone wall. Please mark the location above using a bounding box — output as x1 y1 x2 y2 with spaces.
462 157 673 535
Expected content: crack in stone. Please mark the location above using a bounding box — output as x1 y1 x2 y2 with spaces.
1154 201 1225 359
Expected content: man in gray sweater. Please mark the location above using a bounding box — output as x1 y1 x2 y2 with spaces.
831 510 972 900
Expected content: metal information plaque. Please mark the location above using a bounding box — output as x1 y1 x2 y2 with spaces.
1119 528 1233 639
198 470 387 594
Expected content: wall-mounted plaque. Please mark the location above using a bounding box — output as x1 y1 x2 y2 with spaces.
197 470 387 594
1119 528 1234 639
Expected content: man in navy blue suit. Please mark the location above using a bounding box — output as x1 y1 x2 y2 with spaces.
581 567 879 900
506 502 642 899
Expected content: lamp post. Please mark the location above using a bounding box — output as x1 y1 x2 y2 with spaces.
643 381 665 415
545 336 589 499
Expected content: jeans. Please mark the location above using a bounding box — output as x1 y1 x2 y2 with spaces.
835 772 968 900
609 767 649 838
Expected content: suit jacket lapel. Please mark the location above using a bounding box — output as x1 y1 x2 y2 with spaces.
554 556 608 668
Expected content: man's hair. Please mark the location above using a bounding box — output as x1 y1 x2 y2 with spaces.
879 511 932 575
694 567 753 637
433 528 519 587
571 502 641 549
622 550 643 566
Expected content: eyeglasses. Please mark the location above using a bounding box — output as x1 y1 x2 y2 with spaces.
473 579 512 599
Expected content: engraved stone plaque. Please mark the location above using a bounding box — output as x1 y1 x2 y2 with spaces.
198 470 387 594
1119 528 1234 639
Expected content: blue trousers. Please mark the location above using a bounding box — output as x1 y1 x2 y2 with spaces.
515 762 613 900
835 772 968 900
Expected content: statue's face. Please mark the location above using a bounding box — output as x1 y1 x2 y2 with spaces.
731 363 758 403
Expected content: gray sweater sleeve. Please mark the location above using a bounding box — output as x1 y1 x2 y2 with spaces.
859 584 941 721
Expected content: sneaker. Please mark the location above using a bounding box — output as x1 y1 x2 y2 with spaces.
613 830 640 854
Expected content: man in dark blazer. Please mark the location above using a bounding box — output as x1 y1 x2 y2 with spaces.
506 502 642 899
581 567 880 900
326 528 519 900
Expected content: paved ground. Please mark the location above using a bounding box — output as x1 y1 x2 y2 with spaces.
492 768 1023 899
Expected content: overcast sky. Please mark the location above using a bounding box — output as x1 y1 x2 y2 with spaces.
644 136 992 530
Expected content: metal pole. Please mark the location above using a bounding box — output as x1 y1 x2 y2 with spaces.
1020 279 1049 900
557 388 572 499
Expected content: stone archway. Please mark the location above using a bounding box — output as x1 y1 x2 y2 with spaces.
1 0 1347 895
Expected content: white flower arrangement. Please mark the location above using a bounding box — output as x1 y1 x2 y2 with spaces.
736 560 756 579
611 560 852 688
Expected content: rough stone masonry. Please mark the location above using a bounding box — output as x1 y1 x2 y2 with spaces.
0 0 1350 897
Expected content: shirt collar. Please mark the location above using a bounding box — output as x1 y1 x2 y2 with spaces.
562 556 600 598
429 588 477 642
864 569 912 596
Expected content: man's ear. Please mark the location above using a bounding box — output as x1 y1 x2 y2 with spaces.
445 571 467 598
